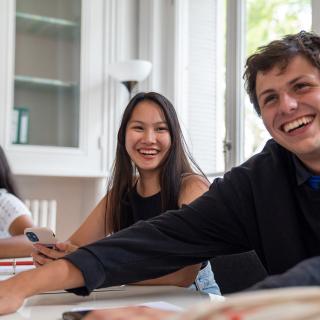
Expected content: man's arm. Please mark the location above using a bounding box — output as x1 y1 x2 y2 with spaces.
0 171 252 314
132 175 209 287
64 175 253 295
249 256 320 290
0 259 84 315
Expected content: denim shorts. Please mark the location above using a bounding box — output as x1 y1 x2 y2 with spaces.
189 261 221 295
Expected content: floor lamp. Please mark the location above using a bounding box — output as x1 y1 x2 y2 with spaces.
108 60 152 97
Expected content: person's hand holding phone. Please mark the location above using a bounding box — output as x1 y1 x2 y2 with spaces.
32 241 78 267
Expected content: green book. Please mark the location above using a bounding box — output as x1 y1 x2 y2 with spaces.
12 107 29 144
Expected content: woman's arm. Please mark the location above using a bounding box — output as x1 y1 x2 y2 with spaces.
0 192 35 258
177 174 210 208
32 196 110 265
68 195 109 246
0 215 34 258
135 175 209 287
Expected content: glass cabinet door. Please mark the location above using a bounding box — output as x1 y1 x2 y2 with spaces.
13 0 81 147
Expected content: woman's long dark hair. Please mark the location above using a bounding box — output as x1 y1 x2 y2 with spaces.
107 92 206 233
0 146 20 198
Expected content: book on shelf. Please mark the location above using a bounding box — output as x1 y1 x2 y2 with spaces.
12 107 29 144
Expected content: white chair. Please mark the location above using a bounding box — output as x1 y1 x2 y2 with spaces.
24 199 57 233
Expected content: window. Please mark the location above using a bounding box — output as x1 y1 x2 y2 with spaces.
244 0 311 159
174 0 226 176
162 0 314 175
225 0 313 168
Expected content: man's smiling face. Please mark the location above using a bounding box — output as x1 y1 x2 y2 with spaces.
256 55 320 166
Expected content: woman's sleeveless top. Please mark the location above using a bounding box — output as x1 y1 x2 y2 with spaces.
129 187 167 222
120 186 221 295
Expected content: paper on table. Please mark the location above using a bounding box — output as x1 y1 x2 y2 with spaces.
140 301 183 312
169 287 320 320
0 264 35 276
93 285 126 292
15 265 35 273
0 266 16 275
70 301 183 313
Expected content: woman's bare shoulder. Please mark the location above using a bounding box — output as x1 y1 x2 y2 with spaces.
178 174 210 206
181 173 209 190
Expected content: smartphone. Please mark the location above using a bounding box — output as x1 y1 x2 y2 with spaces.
24 227 57 248
62 310 91 320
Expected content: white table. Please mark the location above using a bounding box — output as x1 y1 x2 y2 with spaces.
1 285 210 320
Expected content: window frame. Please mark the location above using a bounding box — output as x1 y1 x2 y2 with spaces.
140 0 318 176
225 0 316 170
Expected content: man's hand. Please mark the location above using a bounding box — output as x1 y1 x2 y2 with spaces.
0 278 27 315
0 258 85 315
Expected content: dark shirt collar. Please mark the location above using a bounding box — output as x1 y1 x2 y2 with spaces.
292 155 313 186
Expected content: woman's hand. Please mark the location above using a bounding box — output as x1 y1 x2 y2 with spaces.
31 242 78 267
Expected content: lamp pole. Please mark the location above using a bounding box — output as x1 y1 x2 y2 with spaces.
121 80 138 97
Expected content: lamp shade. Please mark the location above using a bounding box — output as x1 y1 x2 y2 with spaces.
108 60 152 82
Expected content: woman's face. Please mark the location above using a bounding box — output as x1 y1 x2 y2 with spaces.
125 100 171 175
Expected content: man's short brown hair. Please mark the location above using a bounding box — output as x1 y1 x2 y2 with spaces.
244 31 320 115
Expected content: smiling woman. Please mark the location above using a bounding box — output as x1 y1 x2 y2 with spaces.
124 100 171 182
32 92 221 295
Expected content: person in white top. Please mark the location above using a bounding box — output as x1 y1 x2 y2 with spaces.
0 146 34 257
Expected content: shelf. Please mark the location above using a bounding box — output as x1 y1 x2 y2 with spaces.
16 11 80 38
15 75 76 90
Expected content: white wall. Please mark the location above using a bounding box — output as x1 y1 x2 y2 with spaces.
15 175 106 240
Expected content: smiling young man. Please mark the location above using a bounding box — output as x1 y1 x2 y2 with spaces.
0 31 319 315
245 36 320 175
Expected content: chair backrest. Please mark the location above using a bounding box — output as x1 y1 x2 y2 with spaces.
210 250 268 294
24 199 57 232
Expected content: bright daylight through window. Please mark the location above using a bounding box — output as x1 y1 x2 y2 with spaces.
180 0 226 176
244 0 311 159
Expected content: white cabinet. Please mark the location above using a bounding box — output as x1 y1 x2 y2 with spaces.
0 0 106 177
